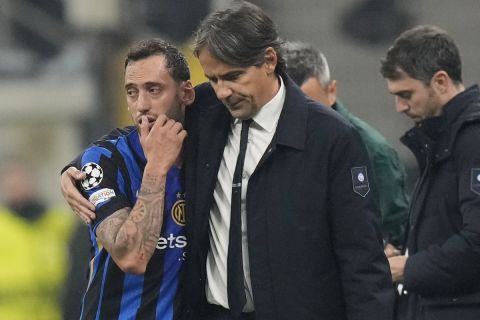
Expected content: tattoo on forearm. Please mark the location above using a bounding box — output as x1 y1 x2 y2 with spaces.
97 173 166 264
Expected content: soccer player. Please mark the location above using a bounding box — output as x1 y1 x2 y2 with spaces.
62 38 194 319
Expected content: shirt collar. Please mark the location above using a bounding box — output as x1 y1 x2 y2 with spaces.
234 76 286 133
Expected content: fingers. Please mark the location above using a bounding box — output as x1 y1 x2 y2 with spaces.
73 206 96 225
66 166 86 180
178 128 188 141
138 116 149 139
384 243 401 258
61 166 96 224
150 115 185 137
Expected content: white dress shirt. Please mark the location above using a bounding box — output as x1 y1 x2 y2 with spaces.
206 77 286 311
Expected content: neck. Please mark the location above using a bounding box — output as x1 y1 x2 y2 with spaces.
261 74 281 107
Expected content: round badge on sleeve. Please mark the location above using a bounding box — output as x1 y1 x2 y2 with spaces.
81 162 104 190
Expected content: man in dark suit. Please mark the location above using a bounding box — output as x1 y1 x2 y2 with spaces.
183 2 394 319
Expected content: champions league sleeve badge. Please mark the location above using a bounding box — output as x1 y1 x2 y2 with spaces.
351 166 370 197
471 168 480 196
80 162 104 190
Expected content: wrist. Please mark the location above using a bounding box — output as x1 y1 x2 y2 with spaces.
144 162 170 176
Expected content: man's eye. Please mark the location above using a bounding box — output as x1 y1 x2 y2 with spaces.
149 87 161 94
126 89 137 97
224 73 241 81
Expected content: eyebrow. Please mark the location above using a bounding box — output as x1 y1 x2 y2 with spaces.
205 70 245 81
393 90 412 97
125 81 164 89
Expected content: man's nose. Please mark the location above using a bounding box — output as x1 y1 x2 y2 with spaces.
214 80 233 100
395 96 408 113
137 91 151 112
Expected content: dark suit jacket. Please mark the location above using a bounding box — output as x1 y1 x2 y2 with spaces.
183 75 394 320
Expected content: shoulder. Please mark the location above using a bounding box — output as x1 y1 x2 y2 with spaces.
454 119 480 153
305 100 358 142
191 82 220 111
283 75 354 137
453 100 480 150
336 101 400 159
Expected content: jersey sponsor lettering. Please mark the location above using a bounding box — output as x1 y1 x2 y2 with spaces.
156 234 187 250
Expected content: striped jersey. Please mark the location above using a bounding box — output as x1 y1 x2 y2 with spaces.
77 127 186 320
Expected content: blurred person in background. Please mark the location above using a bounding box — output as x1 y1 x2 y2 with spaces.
0 162 74 320
282 41 409 253
381 25 480 320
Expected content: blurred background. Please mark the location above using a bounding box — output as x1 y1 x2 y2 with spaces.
0 0 479 318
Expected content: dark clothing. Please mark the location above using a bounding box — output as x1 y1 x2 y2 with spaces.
397 85 480 320
202 304 255 320
334 101 409 245
183 76 394 320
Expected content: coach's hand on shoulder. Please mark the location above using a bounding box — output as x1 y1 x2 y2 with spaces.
60 167 96 224
139 114 187 173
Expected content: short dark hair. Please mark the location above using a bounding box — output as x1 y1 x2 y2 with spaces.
380 25 462 85
283 41 331 87
193 1 286 74
124 38 190 82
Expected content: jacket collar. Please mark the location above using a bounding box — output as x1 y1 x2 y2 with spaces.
196 74 309 151
272 73 309 151
402 85 480 166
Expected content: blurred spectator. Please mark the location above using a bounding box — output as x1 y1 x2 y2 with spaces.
0 162 75 320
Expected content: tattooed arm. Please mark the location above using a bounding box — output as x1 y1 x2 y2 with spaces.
96 115 187 274
96 167 168 274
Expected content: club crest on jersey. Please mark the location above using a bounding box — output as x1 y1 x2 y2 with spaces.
471 168 480 196
172 193 186 226
81 162 103 190
351 166 370 197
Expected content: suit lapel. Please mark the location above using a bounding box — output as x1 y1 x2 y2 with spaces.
195 102 231 223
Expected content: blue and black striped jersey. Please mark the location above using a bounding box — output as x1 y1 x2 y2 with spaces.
77 127 186 320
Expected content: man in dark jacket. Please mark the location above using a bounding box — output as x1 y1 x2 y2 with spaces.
380 24 480 320
184 2 394 320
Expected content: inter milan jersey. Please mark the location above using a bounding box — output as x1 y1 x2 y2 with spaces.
76 127 186 320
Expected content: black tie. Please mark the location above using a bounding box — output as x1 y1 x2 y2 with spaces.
228 119 252 317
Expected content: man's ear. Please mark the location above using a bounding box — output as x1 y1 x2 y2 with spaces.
264 47 278 74
430 70 449 95
327 80 338 106
181 80 195 106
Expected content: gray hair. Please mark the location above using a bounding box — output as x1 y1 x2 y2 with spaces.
283 41 331 87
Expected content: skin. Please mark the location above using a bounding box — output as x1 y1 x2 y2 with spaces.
386 69 464 122
196 47 280 120
60 54 194 274
300 77 337 107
